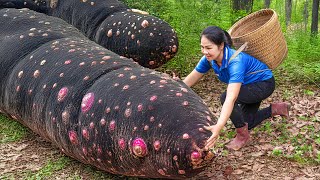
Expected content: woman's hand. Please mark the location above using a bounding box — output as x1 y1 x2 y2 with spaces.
203 83 241 150
203 125 222 150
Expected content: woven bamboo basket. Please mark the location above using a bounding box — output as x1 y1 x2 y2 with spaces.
228 9 288 69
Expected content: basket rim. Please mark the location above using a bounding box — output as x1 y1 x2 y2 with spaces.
228 9 277 39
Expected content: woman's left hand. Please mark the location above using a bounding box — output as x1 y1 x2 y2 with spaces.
203 125 221 150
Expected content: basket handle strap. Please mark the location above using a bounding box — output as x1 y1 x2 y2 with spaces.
228 42 248 63
228 42 271 75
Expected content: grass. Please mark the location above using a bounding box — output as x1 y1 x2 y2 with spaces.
0 114 28 143
25 157 72 180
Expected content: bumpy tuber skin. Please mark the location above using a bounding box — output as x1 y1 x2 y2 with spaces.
0 0 179 69
0 8 214 179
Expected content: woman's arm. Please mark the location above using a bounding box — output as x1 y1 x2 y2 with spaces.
204 82 242 149
183 69 204 87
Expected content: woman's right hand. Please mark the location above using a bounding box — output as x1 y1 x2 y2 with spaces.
203 124 222 150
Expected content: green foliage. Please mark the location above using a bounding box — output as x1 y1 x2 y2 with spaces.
0 114 28 143
122 0 319 83
272 148 283 156
26 157 71 179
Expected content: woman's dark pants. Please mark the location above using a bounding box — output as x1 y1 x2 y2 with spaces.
220 77 275 130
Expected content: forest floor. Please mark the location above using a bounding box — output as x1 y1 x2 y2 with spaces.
1 69 319 180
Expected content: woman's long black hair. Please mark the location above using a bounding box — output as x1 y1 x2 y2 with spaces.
201 26 233 47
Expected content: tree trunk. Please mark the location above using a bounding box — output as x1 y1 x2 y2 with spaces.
286 0 292 26
264 0 271 8
285 0 292 27
311 0 319 35
232 0 253 12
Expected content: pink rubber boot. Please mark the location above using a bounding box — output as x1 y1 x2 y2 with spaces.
226 123 250 151
271 102 290 118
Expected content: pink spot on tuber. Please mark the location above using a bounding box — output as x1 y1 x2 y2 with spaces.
82 147 88 155
109 120 116 132
150 116 155 122
89 122 95 129
68 130 79 145
81 92 94 113
132 138 148 157
160 80 167 84
150 95 157 102
83 76 90 81
123 85 129 90
64 60 72 64
144 125 149 131
172 45 178 53
18 71 23 78
57 87 68 102
82 128 90 141
150 80 156 84
190 151 202 162
102 56 111 60
124 108 132 118
141 20 149 28
182 133 190 139
33 70 40 78
199 128 205 132
149 61 155 65
133 127 137 132
173 155 178 161
137 104 143 111
178 170 186 175
100 118 106 126
107 29 112 37
158 169 166 176
207 116 212 121
118 138 126 150
105 107 111 113
61 111 70 124
176 93 183 97
97 146 102 155
182 101 189 106
181 88 188 93
130 75 137 80
148 105 154 110
153 140 161 151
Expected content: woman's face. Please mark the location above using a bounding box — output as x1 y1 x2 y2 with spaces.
200 36 224 62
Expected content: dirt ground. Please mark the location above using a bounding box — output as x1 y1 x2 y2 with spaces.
1 71 320 179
